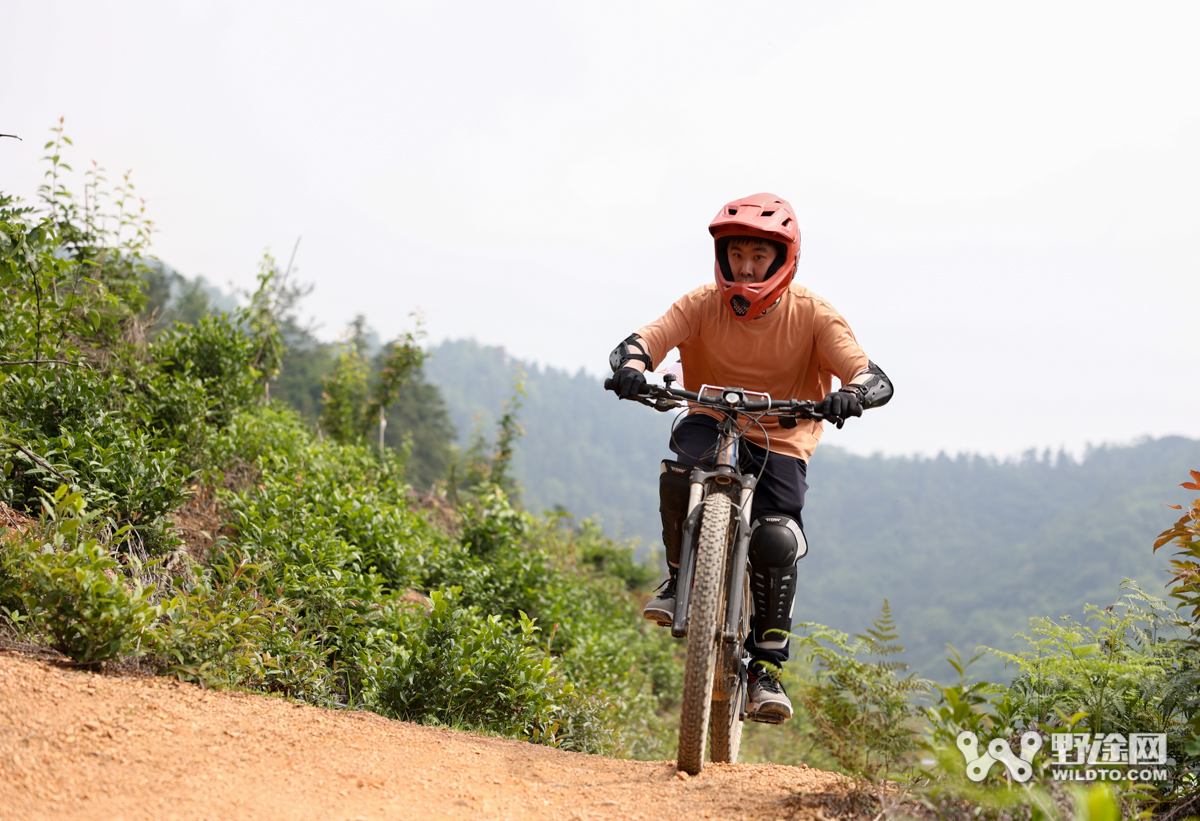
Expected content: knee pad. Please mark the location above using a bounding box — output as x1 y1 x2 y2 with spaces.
659 460 691 569
747 516 807 650
748 516 807 567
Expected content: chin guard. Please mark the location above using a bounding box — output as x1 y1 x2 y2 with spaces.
844 361 894 409
609 333 653 373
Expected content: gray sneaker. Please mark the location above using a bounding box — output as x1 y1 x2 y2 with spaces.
746 662 792 723
642 576 677 626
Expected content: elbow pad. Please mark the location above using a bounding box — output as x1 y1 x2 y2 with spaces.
844 361 893 409
608 333 653 373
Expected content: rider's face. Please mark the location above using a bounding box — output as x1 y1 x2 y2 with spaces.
727 241 778 283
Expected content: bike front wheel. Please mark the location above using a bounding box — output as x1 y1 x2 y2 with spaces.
709 666 744 764
676 491 733 775
709 568 750 764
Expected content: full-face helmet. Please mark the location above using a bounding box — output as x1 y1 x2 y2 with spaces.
708 193 800 321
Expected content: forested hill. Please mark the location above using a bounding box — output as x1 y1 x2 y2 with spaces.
801 438 1200 681
423 339 673 541
424 338 1200 681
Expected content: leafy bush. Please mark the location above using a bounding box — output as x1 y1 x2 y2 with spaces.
791 600 929 784
211 403 672 755
319 338 372 445
987 582 1196 745
149 554 336 702
317 316 428 453
1157 470 1200 644
1 487 156 664
573 518 658 592
376 588 610 751
153 314 261 428
0 137 230 533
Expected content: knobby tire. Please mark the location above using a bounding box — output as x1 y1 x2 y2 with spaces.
676 491 733 775
709 569 749 764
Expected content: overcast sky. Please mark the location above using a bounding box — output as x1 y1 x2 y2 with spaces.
3 1 1198 459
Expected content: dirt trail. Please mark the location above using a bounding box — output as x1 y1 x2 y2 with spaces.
0 652 848 820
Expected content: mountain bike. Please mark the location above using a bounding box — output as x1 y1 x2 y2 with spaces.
604 373 835 774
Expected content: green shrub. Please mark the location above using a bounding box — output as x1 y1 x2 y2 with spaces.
150 555 336 703
1 487 156 664
319 337 371 446
428 486 553 621
153 314 261 428
573 518 657 592
917 582 1200 818
376 588 612 752
0 145 242 530
988 582 1196 743
200 405 666 754
792 600 930 784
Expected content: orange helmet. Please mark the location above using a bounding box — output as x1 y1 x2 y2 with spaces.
708 193 800 321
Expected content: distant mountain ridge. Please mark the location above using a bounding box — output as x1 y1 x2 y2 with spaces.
799 438 1199 680
424 338 1200 680
424 339 673 541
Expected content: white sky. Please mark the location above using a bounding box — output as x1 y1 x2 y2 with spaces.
3 1 1198 458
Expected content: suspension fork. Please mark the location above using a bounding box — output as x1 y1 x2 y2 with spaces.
723 480 754 643
670 495 704 639
670 419 755 640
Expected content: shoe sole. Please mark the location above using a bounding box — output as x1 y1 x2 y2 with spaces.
642 608 674 627
746 698 793 723
746 708 791 725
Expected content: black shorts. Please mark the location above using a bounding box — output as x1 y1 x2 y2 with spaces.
668 414 808 526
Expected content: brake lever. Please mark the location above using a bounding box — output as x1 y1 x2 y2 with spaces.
629 385 680 412
647 390 681 412
774 404 847 429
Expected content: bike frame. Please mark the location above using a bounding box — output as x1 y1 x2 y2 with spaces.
602 372 834 760
667 410 763 717
669 384 770 642
669 415 756 644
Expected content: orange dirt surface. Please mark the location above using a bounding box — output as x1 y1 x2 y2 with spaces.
0 651 849 821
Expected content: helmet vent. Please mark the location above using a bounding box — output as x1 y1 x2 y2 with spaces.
727 208 738 215
730 295 751 316
782 218 792 227
761 210 775 217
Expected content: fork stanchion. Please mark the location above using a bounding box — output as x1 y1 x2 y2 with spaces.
723 528 751 643
670 503 705 639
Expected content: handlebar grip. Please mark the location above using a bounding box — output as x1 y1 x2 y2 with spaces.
604 377 614 391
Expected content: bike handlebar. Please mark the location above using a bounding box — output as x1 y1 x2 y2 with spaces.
603 376 831 421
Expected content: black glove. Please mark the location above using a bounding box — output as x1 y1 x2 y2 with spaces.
817 389 863 424
609 367 647 399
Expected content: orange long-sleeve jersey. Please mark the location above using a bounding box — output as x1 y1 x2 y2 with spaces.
635 281 870 462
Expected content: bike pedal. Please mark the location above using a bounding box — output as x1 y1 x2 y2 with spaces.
745 710 788 725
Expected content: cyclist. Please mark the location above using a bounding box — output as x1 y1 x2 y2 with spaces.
606 193 893 723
